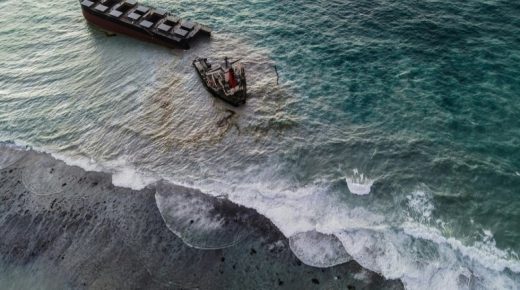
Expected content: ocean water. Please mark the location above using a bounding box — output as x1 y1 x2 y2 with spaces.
1 0 520 288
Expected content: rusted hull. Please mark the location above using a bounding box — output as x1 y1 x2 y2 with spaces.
81 7 190 49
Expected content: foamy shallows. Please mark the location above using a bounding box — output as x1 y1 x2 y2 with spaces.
52 155 157 191
2 134 520 290
289 231 352 268
107 158 159 190
155 181 253 249
0 142 29 169
170 176 520 290
50 152 156 191
2 135 520 289
11 140 519 289
345 169 374 196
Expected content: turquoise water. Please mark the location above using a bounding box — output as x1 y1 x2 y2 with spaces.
1 0 520 288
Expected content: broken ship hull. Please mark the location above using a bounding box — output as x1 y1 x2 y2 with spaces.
195 70 246 107
193 58 247 107
81 7 186 48
80 0 210 50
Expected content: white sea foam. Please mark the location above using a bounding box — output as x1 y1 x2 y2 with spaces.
49 153 102 173
105 158 158 190
335 225 520 290
3 141 157 190
154 181 253 249
2 142 519 289
171 166 520 288
403 223 520 273
289 231 351 268
345 168 373 195
51 154 157 190
187 176 520 289
406 190 434 221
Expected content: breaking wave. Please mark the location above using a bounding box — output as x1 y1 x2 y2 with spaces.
345 169 374 195
3 136 520 290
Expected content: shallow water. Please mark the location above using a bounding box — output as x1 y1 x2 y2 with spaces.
1 0 520 288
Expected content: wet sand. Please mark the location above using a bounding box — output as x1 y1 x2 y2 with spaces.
0 147 403 289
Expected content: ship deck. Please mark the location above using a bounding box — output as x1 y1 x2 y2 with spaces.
80 0 210 48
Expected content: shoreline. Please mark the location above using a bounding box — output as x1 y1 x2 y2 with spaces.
0 145 403 289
